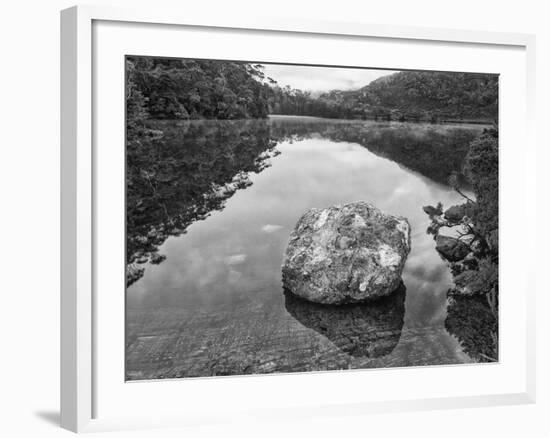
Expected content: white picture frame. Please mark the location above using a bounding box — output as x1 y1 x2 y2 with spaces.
60 4 537 433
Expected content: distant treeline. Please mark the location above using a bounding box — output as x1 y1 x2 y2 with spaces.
270 72 498 122
127 57 498 127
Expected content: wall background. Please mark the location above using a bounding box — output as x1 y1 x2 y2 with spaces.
0 1 546 436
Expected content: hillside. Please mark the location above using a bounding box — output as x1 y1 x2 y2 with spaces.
270 71 498 122
357 71 498 122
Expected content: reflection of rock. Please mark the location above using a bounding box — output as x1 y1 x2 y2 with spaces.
445 294 498 362
284 284 406 358
435 235 469 262
282 201 410 304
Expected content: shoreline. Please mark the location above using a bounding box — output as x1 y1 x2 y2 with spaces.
145 114 494 128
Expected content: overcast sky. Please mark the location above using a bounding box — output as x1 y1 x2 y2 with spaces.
261 64 398 93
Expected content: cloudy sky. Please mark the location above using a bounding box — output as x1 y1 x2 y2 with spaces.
261 64 398 94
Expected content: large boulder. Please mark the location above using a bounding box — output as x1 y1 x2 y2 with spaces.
435 235 470 262
282 201 411 305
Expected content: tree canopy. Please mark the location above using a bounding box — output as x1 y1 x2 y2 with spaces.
270 71 498 122
127 57 499 124
127 56 271 121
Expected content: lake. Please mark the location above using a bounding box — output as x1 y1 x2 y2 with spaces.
126 115 493 380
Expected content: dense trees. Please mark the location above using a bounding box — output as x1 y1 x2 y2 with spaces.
424 127 499 361
126 59 149 136
360 72 498 122
127 57 498 123
127 57 271 120
464 128 499 252
268 86 352 118
428 128 499 294
270 71 498 122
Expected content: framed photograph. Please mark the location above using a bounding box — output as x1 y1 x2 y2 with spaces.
61 5 536 432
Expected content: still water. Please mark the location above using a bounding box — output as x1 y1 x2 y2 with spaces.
126 116 489 380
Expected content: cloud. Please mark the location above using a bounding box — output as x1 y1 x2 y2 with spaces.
225 254 247 265
261 224 284 233
261 64 398 93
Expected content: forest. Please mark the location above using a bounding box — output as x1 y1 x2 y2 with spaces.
126 57 498 127
270 71 497 122
424 126 499 361
127 57 271 127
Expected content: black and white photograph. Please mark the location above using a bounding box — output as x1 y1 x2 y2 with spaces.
4 0 549 435
125 56 499 380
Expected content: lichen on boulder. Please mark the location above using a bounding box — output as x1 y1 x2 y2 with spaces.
282 201 411 305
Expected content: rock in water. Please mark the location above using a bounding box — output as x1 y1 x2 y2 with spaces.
282 202 411 304
435 235 470 262
423 204 442 217
444 204 472 223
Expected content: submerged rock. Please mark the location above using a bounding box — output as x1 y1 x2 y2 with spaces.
435 235 470 262
282 201 411 305
284 283 406 358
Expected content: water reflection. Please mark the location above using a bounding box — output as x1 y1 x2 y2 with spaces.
127 117 480 285
268 117 475 185
126 120 278 285
126 116 490 379
445 294 498 362
284 284 406 358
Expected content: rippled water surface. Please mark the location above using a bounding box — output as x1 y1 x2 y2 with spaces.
126 116 490 380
